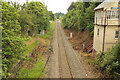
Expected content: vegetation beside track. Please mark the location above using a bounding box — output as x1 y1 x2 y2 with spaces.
15 22 55 78
62 2 101 36
16 54 45 78
2 1 55 78
39 22 56 39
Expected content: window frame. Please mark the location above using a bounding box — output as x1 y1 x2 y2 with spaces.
115 30 119 39
97 28 99 37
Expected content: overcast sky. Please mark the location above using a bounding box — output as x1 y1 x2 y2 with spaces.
46 0 77 14
6 0 117 13
6 0 77 14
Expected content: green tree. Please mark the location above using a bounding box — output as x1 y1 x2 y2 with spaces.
85 2 96 36
62 1 101 35
48 11 55 20
2 2 25 78
55 12 64 19
26 2 49 34
19 2 50 36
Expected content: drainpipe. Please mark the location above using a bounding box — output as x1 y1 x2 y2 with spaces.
118 23 120 44
102 25 106 51
102 10 107 51
104 10 107 25
118 0 120 44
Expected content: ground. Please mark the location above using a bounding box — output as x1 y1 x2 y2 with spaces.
46 19 104 78
11 37 51 78
63 28 104 78
13 20 104 78
64 29 93 51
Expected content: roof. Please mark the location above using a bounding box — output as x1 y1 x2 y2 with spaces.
94 0 118 11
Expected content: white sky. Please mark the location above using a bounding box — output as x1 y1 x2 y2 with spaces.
46 0 77 14
6 0 77 14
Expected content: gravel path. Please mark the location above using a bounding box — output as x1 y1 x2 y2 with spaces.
46 20 86 78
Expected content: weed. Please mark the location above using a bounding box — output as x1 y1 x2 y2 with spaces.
23 40 39 56
16 54 45 78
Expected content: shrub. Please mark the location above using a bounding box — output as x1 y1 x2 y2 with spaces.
94 43 120 79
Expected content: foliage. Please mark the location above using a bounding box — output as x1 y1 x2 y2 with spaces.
23 40 39 56
2 2 25 78
19 10 33 36
40 22 55 39
62 2 101 36
20 2 50 36
2 1 51 78
16 54 45 78
94 43 120 79
55 12 64 19
48 11 55 21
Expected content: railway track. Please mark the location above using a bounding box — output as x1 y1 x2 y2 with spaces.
57 21 73 78
46 20 86 78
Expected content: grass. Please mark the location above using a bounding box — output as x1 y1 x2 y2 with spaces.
9 39 40 70
24 36 31 41
40 22 56 39
16 54 45 78
15 22 56 78
61 22 65 28
23 40 39 56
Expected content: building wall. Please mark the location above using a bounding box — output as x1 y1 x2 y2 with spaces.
95 1 119 25
105 1 118 10
93 1 119 53
107 19 119 25
104 25 118 51
93 25 119 52
93 25 104 52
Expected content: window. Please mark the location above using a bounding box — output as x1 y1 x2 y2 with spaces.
111 7 117 9
111 7 120 9
97 28 99 36
115 30 119 38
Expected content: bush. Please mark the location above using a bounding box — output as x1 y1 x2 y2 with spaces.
94 43 120 79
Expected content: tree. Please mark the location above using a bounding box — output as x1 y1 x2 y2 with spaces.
48 11 55 21
2 2 25 78
62 1 101 35
55 12 64 19
19 2 50 36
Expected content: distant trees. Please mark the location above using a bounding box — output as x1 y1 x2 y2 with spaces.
62 2 101 36
55 12 64 19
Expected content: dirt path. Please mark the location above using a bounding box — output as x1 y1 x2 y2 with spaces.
46 20 86 78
